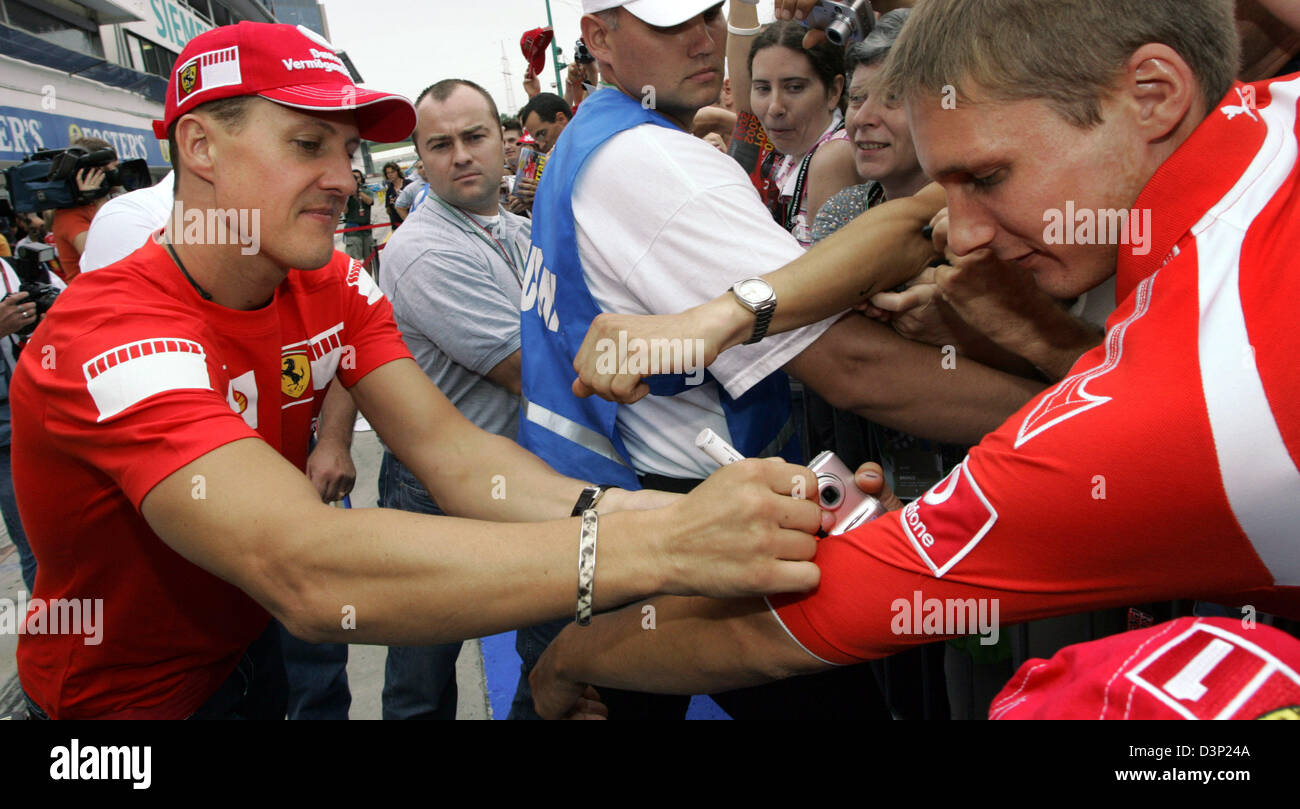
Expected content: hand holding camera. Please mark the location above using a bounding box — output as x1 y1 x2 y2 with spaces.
696 429 902 536
775 0 879 47
76 167 108 194
0 291 35 340
1 243 63 340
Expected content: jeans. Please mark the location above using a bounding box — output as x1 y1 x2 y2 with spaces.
377 452 462 719
0 445 35 592
279 621 351 719
508 617 573 720
344 230 375 269
193 620 289 719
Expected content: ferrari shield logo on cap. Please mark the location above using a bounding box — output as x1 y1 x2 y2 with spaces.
175 46 242 104
179 63 198 96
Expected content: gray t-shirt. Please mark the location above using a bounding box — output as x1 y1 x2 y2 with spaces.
395 180 428 213
379 193 526 438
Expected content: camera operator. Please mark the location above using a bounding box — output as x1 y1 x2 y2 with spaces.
343 169 376 268
50 137 119 283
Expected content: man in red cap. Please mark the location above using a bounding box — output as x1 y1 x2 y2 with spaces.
8 21 831 719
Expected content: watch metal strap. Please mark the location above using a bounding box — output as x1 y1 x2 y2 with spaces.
744 305 775 345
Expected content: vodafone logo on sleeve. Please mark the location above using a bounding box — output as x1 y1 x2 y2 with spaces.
900 459 998 578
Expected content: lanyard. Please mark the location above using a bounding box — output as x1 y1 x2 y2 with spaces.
436 198 525 283
780 118 846 233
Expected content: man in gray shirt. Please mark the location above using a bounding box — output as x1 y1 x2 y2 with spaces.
393 161 429 222
377 78 527 719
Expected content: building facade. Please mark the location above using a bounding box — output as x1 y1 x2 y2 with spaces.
0 0 338 176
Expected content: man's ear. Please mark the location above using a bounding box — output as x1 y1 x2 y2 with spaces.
556 110 570 125
174 114 217 185
1122 43 1200 144
581 13 615 67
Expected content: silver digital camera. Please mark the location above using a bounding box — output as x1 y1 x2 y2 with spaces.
802 0 876 46
808 450 887 535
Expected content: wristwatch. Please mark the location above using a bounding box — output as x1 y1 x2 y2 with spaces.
571 484 615 517
731 278 778 345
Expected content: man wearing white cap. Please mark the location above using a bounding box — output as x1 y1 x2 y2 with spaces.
9 21 828 719
514 0 1039 718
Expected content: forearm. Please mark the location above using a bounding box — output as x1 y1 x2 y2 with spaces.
273 501 668 645
996 304 1103 381
690 186 944 354
315 380 357 449
727 1 761 115
547 596 815 695
402 424 590 522
792 316 1045 445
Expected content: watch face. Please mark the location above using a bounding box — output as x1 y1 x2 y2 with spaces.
737 279 773 304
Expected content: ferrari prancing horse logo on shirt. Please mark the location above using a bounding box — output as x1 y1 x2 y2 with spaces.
281 353 311 398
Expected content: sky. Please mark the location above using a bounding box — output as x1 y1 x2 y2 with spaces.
318 0 778 124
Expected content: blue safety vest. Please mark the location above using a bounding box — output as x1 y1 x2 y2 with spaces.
518 88 798 490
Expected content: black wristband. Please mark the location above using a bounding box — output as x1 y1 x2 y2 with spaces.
571 484 616 517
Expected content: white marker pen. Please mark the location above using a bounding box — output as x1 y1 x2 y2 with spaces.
695 428 745 467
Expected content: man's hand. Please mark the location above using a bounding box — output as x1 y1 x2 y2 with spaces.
852 461 904 513
305 439 356 503
523 65 541 98
566 63 587 92
571 307 726 403
774 0 918 48
513 177 538 204
0 291 35 339
868 265 984 350
530 669 608 720
600 486 680 514
659 459 821 598
75 167 107 193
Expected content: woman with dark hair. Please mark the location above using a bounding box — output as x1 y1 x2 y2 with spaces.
382 161 409 230
747 21 860 247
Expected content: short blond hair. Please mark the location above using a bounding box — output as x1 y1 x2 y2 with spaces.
880 0 1239 128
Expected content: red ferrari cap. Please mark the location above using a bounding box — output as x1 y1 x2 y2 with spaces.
153 22 415 143
990 617 1300 720
520 27 554 76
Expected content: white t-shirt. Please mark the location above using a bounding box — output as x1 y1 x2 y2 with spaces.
572 121 837 479
80 172 174 273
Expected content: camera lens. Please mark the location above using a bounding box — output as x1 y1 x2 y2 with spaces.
818 475 842 509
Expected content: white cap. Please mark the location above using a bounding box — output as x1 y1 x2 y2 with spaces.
582 0 722 28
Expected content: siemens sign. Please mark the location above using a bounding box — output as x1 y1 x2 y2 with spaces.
125 0 211 53
0 106 167 167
